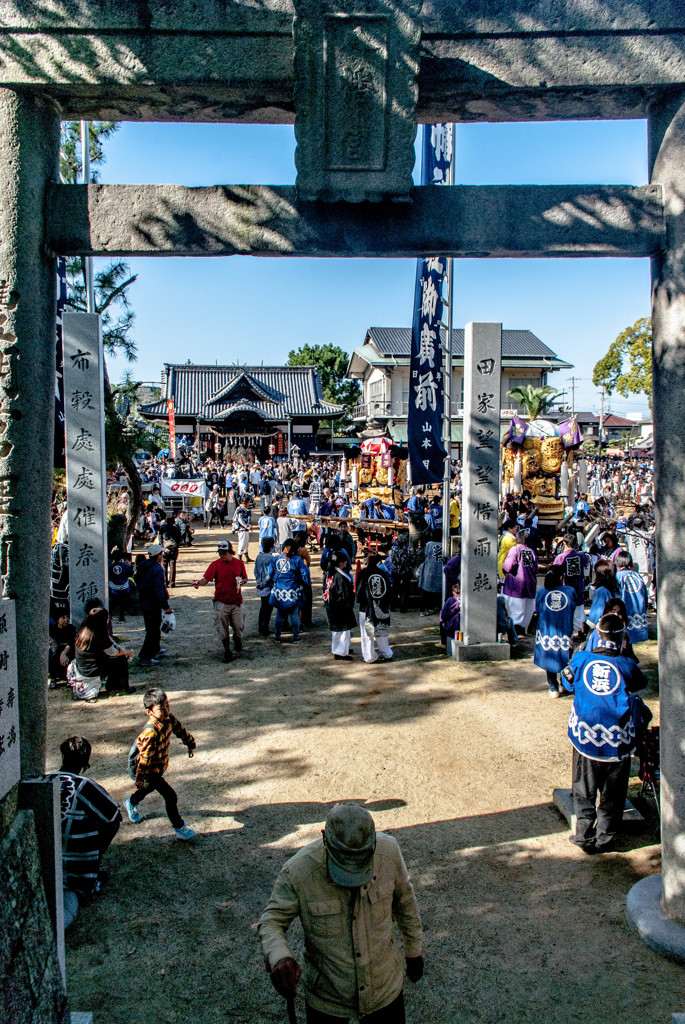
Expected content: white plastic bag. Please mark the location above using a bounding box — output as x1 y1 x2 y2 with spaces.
161 610 176 633
67 661 101 701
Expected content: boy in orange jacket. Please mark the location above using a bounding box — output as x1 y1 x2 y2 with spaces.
124 687 197 840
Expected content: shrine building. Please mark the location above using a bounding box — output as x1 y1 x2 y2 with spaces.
140 363 344 458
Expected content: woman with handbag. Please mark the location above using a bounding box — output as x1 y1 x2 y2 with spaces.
70 608 135 701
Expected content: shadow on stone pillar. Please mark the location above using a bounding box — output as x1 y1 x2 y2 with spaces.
625 89 685 960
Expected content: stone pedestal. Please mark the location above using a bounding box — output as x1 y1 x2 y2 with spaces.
450 640 510 663
18 777 65 983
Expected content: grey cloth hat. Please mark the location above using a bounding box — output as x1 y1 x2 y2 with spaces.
324 803 376 888
217 541 230 551
147 544 164 557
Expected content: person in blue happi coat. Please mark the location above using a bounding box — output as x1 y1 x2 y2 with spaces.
425 496 443 533
362 496 397 521
267 537 311 644
560 612 650 853
586 559 617 632
534 565 577 698
615 550 649 643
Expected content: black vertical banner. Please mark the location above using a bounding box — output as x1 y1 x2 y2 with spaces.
408 125 452 484
54 257 67 469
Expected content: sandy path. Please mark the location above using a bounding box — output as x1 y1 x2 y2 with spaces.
47 525 680 1024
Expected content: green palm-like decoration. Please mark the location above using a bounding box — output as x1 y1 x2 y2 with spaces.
506 384 559 420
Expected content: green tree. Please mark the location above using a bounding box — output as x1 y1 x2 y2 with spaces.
506 384 559 420
592 318 652 409
287 343 360 428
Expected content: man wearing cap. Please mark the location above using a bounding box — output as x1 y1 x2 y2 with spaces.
193 541 248 663
259 802 423 1022
136 545 173 666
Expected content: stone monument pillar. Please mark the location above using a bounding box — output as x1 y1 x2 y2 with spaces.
452 321 509 663
63 314 108 622
626 91 685 960
0 90 60 777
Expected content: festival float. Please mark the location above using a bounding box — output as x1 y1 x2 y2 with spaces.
501 413 582 521
346 437 408 519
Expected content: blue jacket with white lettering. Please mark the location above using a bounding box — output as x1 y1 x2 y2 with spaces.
562 647 649 761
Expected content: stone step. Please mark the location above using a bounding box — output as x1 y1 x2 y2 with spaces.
552 787 644 831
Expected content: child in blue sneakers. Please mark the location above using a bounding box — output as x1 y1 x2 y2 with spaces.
124 687 197 840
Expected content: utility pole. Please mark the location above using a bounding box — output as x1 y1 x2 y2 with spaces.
598 386 605 458
441 125 455 603
80 121 95 313
570 375 576 416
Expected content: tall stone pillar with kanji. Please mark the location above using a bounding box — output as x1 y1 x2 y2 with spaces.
453 322 509 663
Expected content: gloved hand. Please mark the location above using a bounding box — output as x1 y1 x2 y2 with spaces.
270 956 302 999
405 955 424 983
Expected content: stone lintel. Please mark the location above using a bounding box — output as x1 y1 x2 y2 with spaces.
45 183 664 259
1 3 685 123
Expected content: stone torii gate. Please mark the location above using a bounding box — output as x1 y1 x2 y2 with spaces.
1 0 685 963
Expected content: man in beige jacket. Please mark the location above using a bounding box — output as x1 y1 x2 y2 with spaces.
258 803 423 1023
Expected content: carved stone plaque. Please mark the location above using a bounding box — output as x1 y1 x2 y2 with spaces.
293 0 421 202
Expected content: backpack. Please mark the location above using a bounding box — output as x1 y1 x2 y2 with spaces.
127 724 156 780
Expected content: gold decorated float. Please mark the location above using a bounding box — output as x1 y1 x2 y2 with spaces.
502 417 579 520
347 437 407 520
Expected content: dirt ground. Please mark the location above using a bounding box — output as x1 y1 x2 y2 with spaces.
46 525 683 1024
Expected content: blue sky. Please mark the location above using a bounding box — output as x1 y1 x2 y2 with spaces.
98 119 651 418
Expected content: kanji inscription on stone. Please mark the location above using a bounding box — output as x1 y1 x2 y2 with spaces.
293 0 421 201
460 323 503 647
0 599 19 801
63 314 107 620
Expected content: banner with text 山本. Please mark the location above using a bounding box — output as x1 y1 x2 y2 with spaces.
407 124 453 485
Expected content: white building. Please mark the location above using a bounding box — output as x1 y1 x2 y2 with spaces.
348 327 573 452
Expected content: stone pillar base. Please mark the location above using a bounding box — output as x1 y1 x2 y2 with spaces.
626 873 685 963
449 640 510 662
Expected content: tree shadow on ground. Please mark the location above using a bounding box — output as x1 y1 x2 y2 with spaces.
64 800 676 1024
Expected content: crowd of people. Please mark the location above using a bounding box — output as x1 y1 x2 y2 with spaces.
47 446 657 1014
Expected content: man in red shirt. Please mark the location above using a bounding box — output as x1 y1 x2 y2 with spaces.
193 540 248 662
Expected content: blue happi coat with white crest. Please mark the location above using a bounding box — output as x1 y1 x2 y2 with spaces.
616 568 648 643
562 647 649 761
533 584 576 672
267 554 311 610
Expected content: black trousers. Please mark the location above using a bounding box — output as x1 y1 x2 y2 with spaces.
139 608 162 660
103 656 130 693
572 748 631 847
301 583 313 627
258 596 273 635
109 590 129 621
305 993 405 1024
393 574 411 612
130 773 183 829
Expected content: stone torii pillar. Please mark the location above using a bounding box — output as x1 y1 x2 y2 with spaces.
626 90 685 959
0 90 60 777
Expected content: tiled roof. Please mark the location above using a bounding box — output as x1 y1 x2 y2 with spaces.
140 364 343 420
365 327 564 360
603 414 637 428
